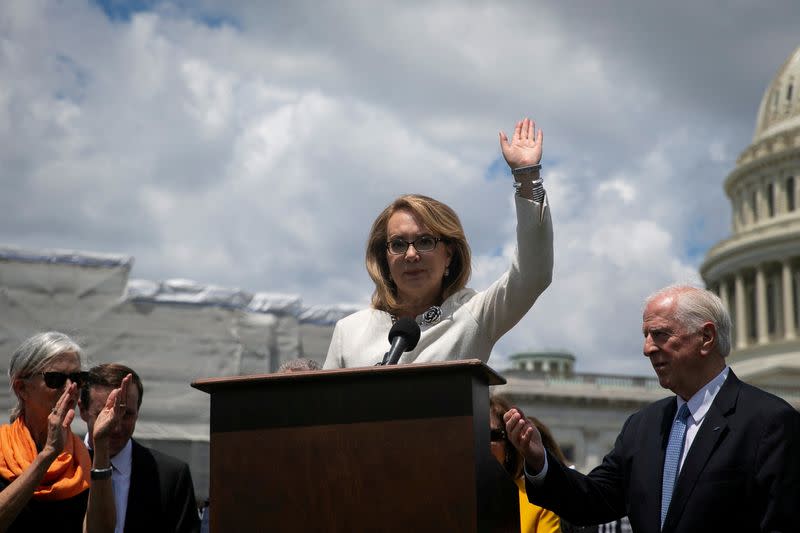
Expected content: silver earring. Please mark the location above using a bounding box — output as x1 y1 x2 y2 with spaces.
444 267 450 277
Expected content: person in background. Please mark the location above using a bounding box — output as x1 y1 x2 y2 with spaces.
490 395 561 533
199 499 209 533
526 414 569 465
325 118 553 368
0 331 126 532
277 358 321 372
80 363 199 533
505 285 800 532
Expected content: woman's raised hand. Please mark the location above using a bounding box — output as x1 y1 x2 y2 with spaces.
43 383 79 460
499 117 543 169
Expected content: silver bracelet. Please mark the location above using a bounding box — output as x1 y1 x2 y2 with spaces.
530 185 546 203
513 179 543 189
512 164 544 201
512 164 542 177
513 179 545 203
511 163 542 174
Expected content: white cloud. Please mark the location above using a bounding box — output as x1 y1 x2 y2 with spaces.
597 180 637 204
1 0 797 375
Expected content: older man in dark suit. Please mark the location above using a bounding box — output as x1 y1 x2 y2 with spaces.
505 285 800 533
80 363 200 533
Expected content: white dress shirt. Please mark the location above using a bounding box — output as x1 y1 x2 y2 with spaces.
84 435 133 533
674 366 729 472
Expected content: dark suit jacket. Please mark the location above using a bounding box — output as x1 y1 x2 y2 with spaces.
526 371 800 533
124 439 200 533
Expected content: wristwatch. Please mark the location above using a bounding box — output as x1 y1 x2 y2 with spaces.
90 466 113 480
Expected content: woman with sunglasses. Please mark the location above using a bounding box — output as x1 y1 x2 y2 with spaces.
324 118 553 368
0 331 129 532
490 395 562 533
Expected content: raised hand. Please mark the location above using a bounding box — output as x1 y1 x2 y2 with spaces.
499 118 543 169
43 383 79 460
92 373 131 445
503 407 546 473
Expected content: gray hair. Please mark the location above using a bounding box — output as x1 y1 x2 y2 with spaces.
645 285 732 357
277 358 320 373
8 332 82 422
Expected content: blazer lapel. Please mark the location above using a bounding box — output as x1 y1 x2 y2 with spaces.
124 439 147 531
662 372 740 531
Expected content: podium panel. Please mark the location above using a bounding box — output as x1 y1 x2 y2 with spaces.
193 359 519 532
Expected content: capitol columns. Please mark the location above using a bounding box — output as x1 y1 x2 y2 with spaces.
719 279 731 316
783 260 796 340
756 265 769 344
735 273 747 349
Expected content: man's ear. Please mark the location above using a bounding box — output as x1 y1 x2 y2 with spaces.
700 322 717 355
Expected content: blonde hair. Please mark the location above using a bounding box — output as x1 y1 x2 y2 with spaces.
366 194 471 315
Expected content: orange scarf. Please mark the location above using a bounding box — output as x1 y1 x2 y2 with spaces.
0 417 90 501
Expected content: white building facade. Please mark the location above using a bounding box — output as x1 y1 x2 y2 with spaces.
701 46 800 389
0 245 357 499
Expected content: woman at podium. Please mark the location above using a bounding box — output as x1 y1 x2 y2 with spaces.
324 117 553 368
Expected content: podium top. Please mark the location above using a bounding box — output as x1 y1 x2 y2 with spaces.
191 358 505 393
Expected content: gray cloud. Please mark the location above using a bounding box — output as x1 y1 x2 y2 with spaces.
1 0 797 374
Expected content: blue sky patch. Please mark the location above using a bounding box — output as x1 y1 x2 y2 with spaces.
91 0 240 29
684 217 715 264
485 157 507 181
91 0 158 22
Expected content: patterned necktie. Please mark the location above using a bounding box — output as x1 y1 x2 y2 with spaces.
660 403 690 529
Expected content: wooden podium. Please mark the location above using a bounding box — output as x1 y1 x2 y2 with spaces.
192 359 519 532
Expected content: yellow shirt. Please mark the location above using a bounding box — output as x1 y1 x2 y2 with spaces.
515 477 561 533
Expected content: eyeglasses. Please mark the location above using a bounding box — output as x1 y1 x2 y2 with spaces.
37 371 89 389
490 428 507 442
386 235 442 255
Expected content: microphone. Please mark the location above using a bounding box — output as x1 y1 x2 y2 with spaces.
381 318 421 365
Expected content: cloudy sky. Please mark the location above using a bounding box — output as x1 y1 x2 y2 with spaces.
2 0 798 374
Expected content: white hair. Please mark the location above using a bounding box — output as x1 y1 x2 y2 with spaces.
8 332 82 421
645 285 732 357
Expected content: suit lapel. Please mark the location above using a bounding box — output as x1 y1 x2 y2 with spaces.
663 371 740 531
124 439 147 531
125 439 141 531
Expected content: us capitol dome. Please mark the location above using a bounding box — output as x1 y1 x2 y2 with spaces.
701 46 800 388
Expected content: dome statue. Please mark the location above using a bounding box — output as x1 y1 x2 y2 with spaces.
754 47 800 144
701 45 800 388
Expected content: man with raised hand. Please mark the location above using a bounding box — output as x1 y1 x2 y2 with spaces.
80 363 200 533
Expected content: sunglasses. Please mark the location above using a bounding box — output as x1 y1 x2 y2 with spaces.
490 428 507 442
39 371 89 389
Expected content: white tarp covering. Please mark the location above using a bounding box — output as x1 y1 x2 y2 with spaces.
0 245 359 497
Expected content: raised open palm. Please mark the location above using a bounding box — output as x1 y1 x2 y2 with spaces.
499 117 543 169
